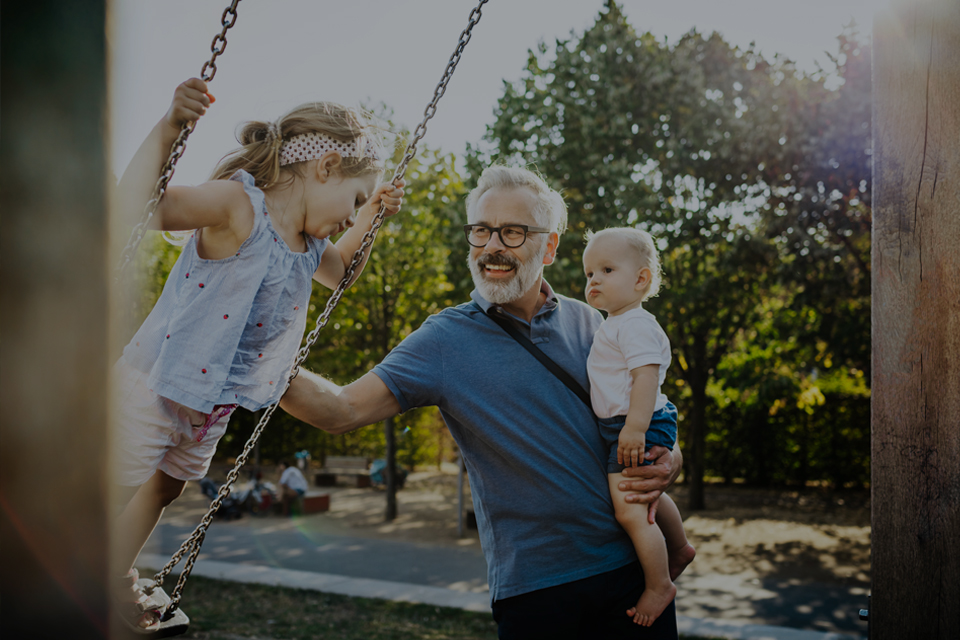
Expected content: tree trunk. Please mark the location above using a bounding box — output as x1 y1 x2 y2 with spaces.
384 415 398 521
687 371 708 511
377 275 399 521
872 1 960 637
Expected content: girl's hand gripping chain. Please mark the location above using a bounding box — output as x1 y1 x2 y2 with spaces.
163 78 214 135
359 180 405 222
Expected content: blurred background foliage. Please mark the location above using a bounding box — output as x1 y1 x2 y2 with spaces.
133 1 871 507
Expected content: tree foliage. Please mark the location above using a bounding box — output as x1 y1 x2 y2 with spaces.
759 26 872 375
467 1 872 504
130 6 874 505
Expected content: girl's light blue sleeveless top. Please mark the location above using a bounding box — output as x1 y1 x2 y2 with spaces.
123 170 328 413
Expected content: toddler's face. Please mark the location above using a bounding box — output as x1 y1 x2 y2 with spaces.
582 234 648 316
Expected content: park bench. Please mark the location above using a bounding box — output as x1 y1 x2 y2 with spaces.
297 489 331 515
315 456 371 488
276 488 330 516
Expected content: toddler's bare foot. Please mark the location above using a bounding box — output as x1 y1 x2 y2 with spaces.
668 542 696 581
626 581 676 626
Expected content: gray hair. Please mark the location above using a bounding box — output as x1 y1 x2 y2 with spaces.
584 227 663 300
465 165 567 236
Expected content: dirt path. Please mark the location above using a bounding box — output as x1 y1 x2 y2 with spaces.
162 463 870 635
187 463 871 589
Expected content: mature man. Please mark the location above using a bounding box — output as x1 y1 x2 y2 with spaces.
282 166 682 638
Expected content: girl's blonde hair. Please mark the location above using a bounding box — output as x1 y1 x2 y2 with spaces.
584 227 663 300
159 103 385 246
211 101 385 189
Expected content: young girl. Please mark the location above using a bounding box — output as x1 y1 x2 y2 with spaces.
112 78 404 630
582 227 697 627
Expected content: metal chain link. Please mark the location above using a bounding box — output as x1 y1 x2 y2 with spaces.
115 0 243 278
151 0 490 621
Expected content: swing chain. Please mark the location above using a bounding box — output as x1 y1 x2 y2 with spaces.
201 0 241 83
114 0 243 279
295 0 489 370
398 0 488 181
151 0 489 620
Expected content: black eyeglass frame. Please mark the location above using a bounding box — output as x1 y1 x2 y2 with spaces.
463 223 552 248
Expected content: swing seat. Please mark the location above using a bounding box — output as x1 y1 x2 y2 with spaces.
117 578 190 638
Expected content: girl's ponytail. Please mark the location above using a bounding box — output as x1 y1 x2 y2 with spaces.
210 102 386 189
211 119 285 188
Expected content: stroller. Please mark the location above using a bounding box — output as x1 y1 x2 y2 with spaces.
199 477 244 520
199 473 276 519
369 459 407 489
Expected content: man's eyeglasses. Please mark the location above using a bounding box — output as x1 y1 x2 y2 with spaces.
463 224 551 248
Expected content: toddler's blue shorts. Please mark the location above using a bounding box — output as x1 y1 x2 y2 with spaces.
598 401 677 473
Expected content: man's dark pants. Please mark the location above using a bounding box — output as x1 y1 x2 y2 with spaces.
492 562 677 639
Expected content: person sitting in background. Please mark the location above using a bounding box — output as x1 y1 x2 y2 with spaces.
278 459 308 516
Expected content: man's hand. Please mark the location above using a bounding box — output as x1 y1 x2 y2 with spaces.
617 444 682 524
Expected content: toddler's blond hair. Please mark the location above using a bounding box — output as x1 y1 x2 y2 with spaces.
584 227 662 300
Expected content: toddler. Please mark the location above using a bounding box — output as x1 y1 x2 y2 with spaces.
112 78 404 631
583 227 696 626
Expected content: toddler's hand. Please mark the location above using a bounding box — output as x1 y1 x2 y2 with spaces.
164 78 213 132
618 429 647 468
362 180 405 218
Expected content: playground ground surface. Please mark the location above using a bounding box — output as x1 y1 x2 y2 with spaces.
147 462 870 639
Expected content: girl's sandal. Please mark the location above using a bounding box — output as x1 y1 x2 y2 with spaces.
114 569 163 634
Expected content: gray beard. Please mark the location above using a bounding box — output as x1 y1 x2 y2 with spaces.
468 242 546 305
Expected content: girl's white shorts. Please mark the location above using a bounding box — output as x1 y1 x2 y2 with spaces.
112 357 234 487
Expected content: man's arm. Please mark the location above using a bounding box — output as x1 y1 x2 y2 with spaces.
280 369 401 434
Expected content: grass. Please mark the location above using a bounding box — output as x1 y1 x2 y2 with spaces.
176 575 724 639
179 575 496 640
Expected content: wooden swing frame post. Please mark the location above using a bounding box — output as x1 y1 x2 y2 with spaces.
871 0 960 637
1 1 111 636
8 1 959 637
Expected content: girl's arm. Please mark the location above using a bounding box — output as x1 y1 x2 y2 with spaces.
115 78 212 233
619 364 661 467
116 78 253 257
313 180 404 290
154 180 254 253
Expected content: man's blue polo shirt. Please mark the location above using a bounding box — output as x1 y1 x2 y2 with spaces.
372 282 636 602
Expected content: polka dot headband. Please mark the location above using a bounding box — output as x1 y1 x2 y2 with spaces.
278 132 383 167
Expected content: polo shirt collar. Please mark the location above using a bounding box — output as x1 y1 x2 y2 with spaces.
470 279 559 319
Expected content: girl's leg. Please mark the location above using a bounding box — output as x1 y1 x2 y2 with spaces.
654 493 696 580
114 470 186 576
608 474 676 627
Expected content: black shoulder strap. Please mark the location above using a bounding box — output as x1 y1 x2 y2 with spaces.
471 301 593 410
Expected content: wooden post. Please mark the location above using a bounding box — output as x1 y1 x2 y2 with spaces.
0 2 110 637
872 0 960 637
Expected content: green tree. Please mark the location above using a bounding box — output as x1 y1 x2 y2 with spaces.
760 26 872 375
469 1 790 509
291 143 465 518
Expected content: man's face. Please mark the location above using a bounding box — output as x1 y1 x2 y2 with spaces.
467 187 551 305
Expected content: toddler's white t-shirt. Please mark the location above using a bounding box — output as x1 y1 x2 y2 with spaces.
586 306 671 419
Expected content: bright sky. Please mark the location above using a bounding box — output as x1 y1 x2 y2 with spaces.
109 0 877 185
